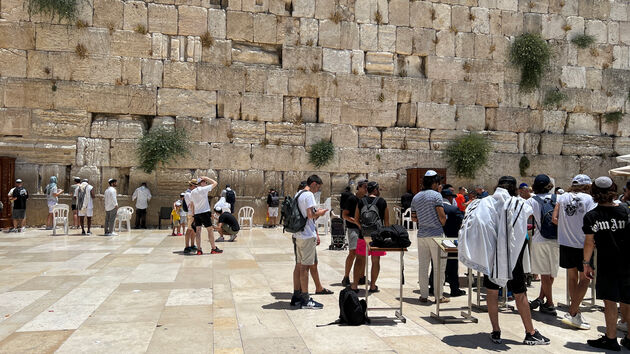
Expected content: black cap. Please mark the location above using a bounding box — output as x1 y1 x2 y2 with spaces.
441 189 454 197
533 174 551 187
498 176 517 185
367 181 379 193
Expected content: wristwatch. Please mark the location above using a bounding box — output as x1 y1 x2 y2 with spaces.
582 260 590 265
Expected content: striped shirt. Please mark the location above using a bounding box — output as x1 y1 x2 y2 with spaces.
411 189 444 237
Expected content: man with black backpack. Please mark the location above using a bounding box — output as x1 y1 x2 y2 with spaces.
341 179 368 287
351 181 389 293
526 174 559 316
222 184 236 214
266 188 280 227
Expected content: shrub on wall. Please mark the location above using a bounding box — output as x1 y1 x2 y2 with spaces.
445 133 490 179
519 156 530 177
28 0 81 22
509 33 551 92
137 127 190 173
571 34 595 49
309 140 335 168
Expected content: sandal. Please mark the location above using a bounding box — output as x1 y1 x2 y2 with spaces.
419 297 429 303
438 297 450 303
368 286 380 293
315 288 334 295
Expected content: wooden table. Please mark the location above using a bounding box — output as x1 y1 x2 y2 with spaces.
364 236 407 323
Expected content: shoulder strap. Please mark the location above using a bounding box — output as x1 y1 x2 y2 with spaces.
368 196 380 208
295 190 307 218
532 195 544 204
551 194 557 204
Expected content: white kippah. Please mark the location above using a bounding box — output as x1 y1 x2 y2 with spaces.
424 170 437 177
594 176 613 188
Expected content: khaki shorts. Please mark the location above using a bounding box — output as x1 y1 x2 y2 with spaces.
295 237 317 266
531 240 559 277
221 223 238 235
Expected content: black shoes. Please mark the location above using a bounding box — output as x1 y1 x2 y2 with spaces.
450 289 466 297
529 298 542 310
490 331 501 344
539 303 557 316
523 330 550 345
341 276 350 287
587 335 620 351
358 276 366 285
621 337 630 351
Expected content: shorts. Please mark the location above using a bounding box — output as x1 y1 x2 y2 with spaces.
193 211 213 228
596 274 630 304
180 215 187 225
12 209 25 220
72 204 77 210
530 240 559 277
295 237 317 266
292 237 317 264
172 219 182 226
347 228 359 250
484 242 528 294
47 201 57 213
78 209 93 217
356 238 386 257
560 245 589 272
221 223 238 235
268 207 279 217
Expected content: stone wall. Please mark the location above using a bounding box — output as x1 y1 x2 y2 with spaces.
1 0 629 226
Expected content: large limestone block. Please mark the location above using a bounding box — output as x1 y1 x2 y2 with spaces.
197 64 246 92
91 114 146 139
412 28 435 56
227 11 254 41
319 20 340 48
231 43 280 65
217 91 241 119
241 93 283 122
542 110 568 134
377 149 419 172
111 31 152 58
388 0 409 26
355 0 376 24
141 59 163 86
301 97 318 122
358 127 382 148
378 25 396 52
585 20 607 44
562 135 614 156
614 137 630 156
0 22 35 50
481 130 519 153
155 168 196 194
293 0 316 17
166 142 210 169
251 145 309 171
0 137 76 164
266 122 306 146
435 30 455 57
336 148 377 173
456 105 486 131
501 10 523 36
4 78 53 109
217 170 264 197
471 7 490 34
48 53 122 85
300 18 319 45
158 88 216 118
0 49 26 78
123 1 147 31
231 120 265 144
560 66 586 88
541 14 566 40
322 48 351 73
31 109 90 138
381 127 405 149
335 74 381 101
450 81 476 105
429 129 467 151
0 108 31 137
396 102 417 127
433 3 451 31
341 21 360 50
305 123 332 147
282 46 323 70
452 6 472 33
396 27 413 55
178 6 208 36
148 4 178 35
93 0 124 30
76 137 110 167
266 70 288 95
416 102 457 130
425 56 465 81
409 1 432 28
253 13 277 44
209 143 252 170
319 97 342 124
365 51 394 74
287 71 336 98
314 0 335 19
565 113 599 135
163 61 197 89
404 127 431 150
341 100 397 127
1 0 29 21
360 24 378 51
201 39 232 65
539 133 563 155
487 107 543 133
208 9 227 39
110 139 139 167
332 124 358 148
283 96 301 122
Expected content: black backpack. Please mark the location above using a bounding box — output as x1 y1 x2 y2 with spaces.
532 194 558 240
371 225 411 248
181 198 188 213
360 197 383 237
225 189 236 205
282 190 307 233
270 193 280 207
338 287 368 326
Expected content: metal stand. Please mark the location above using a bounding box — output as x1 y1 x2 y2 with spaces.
364 238 407 323
471 271 514 312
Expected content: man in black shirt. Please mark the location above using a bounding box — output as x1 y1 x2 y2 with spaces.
266 188 280 227
401 190 413 213
213 207 240 242
8 179 28 232
341 179 367 286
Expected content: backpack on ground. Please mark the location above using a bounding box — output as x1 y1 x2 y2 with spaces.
360 197 382 237
338 287 368 326
225 189 236 205
282 190 307 233
371 225 411 248
532 194 557 240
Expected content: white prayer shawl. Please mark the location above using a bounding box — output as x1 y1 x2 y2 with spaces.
458 188 533 287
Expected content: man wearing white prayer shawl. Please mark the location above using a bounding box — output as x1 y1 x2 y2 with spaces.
458 176 551 346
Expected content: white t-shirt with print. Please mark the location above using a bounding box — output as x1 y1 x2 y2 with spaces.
191 184 213 214
556 192 596 248
293 190 317 240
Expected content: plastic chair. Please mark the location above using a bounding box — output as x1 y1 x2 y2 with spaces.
52 204 70 235
115 206 134 232
238 206 254 229
402 208 417 230
393 206 402 225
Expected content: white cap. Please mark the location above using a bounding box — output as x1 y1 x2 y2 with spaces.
594 176 613 188
175 201 182 206
571 174 592 186
424 170 437 177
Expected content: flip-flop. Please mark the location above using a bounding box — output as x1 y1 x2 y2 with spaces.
368 286 379 293
315 288 334 295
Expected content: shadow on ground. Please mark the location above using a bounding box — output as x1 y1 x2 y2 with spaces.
442 332 519 351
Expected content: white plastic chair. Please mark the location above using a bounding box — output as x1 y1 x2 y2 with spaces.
315 198 332 235
115 206 134 232
393 206 402 225
402 208 417 230
238 206 254 229
52 204 70 235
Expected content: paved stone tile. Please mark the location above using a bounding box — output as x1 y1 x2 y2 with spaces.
165 288 213 306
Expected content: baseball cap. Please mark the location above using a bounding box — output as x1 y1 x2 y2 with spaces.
15 179 22 183
594 176 613 189
175 201 182 206
441 189 454 197
533 174 551 187
571 174 592 186
519 183 529 189
367 181 379 192
425 170 437 177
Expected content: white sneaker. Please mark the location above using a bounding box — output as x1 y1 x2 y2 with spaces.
20 227 26 232
111 232 118 236
562 312 590 330
618 320 628 332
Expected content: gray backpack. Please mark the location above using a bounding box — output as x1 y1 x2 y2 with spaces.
360 197 382 237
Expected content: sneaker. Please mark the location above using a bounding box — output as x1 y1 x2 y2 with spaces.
196 249 203 255
539 303 557 316
81 231 86 235
562 312 590 330
529 298 542 310
111 232 118 236
450 289 466 297
438 297 450 304
419 297 429 303
290 294 301 306
177 233 183 236
211 247 223 254
171 232 176 236
587 335 620 351
301 297 324 309
619 320 628 332
86 231 92 235
523 330 551 345
358 276 366 285
621 337 630 350
490 331 502 344
215 236 225 242
190 245 197 252
228 234 238 242
341 276 350 287
184 247 191 254
104 233 111 236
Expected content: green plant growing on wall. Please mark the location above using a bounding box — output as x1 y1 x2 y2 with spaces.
445 133 490 179
137 127 190 173
603 111 623 124
509 33 551 92
309 140 335 168
543 89 567 108
28 0 82 22
570 34 595 49
519 156 530 177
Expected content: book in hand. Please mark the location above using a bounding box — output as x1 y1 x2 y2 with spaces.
442 239 456 249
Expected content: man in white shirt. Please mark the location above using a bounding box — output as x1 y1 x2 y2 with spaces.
104 178 118 236
190 176 222 255
75 178 95 235
132 182 152 229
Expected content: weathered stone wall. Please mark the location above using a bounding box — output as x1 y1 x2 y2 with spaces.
1 0 629 225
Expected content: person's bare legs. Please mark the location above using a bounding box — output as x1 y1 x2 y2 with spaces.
73 210 79 228
515 293 535 334
344 250 356 280
12 218 18 229
370 256 380 290
86 217 92 233
622 303 630 340
568 269 591 316
195 226 202 250
541 275 555 306
351 255 366 290
299 264 310 296
205 226 216 250
46 213 53 228
293 263 301 292
487 289 501 332
603 300 619 339
79 216 85 233
310 262 324 292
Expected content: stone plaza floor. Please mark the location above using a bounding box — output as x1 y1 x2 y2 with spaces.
0 226 625 353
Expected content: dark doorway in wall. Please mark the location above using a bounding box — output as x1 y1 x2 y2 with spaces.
0 157 16 228
406 168 447 195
